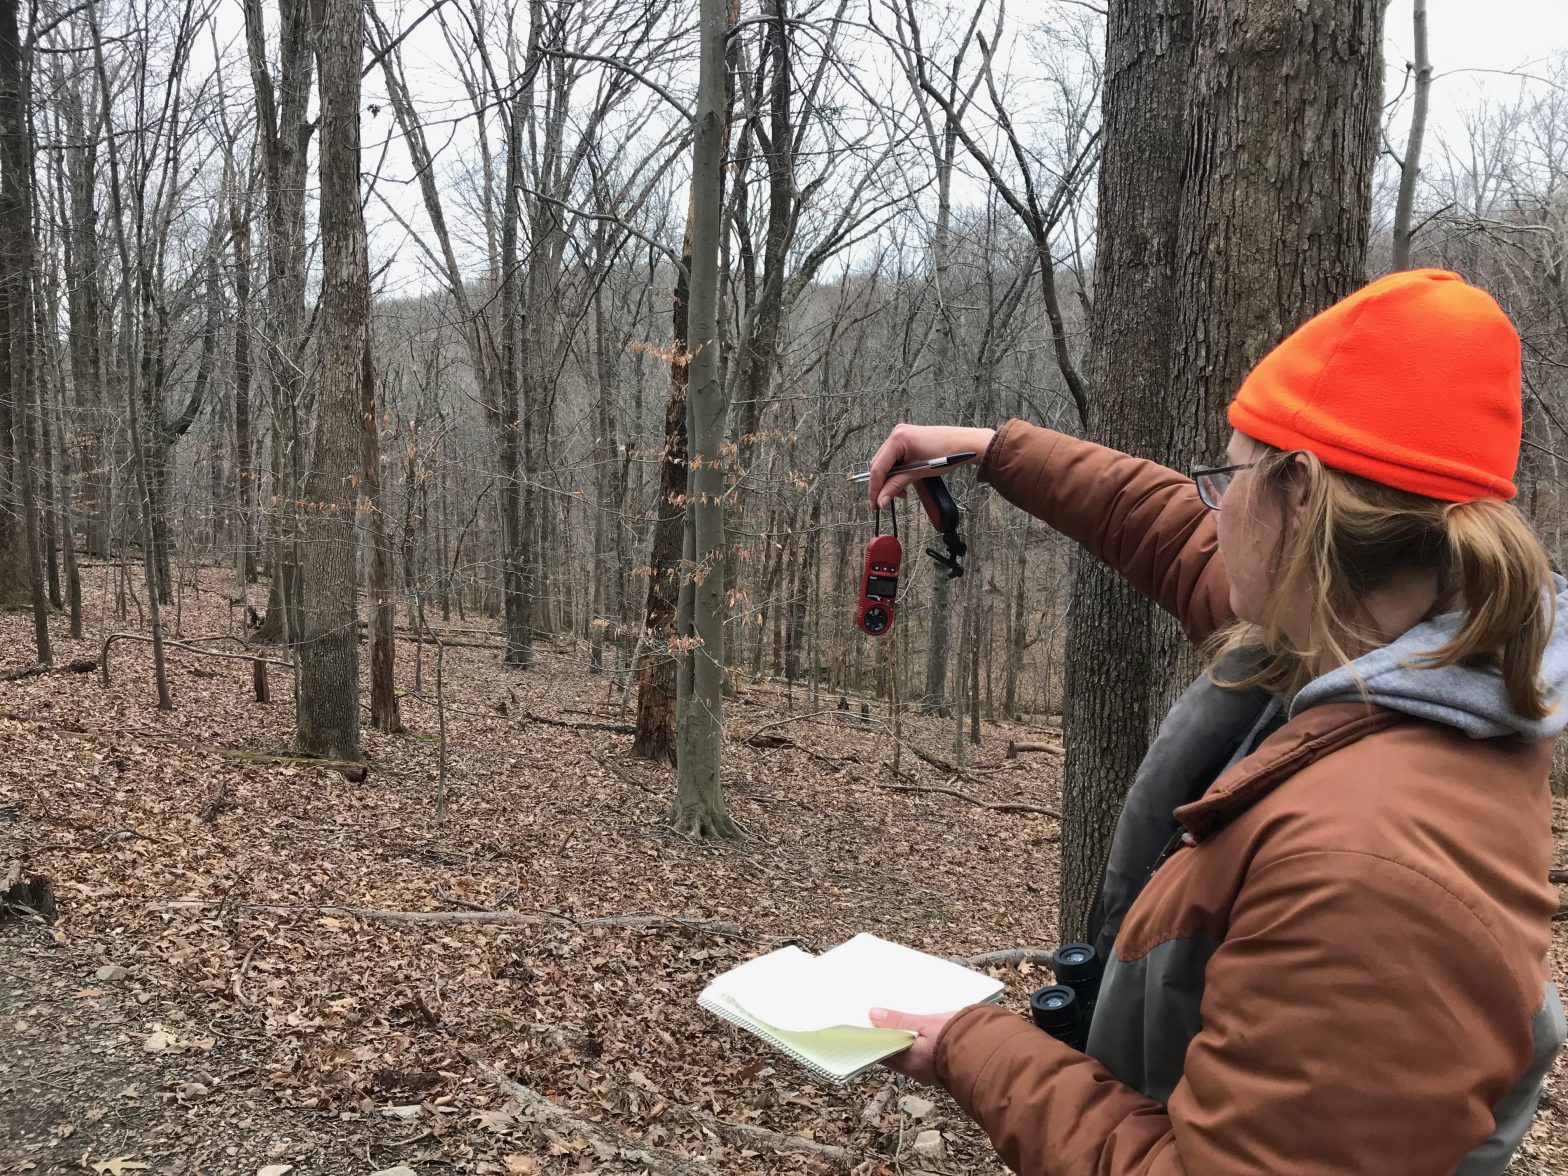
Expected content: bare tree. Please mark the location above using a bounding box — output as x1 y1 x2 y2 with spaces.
294 0 368 761
1391 0 1432 269
668 0 738 838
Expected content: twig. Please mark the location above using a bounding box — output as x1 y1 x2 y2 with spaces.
875 778 1059 818
475 1059 718 1176
688 1109 852 1167
521 709 635 734
740 709 875 742
231 942 259 1006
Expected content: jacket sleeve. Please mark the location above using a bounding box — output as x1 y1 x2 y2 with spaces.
978 419 1232 645
934 851 1528 1175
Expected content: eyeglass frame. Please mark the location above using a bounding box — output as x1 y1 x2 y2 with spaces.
1190 461 1257 511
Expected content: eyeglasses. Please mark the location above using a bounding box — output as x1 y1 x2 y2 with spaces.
1190 462 1256 510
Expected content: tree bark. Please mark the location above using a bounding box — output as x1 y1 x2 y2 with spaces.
669 0 739 839
246 0 313 648
0 0 49 660
1058 0 1194 942
1059 0 1383 941
632 226 693 764
295 0 366 761
1390 0 1430 270
363 340 400 733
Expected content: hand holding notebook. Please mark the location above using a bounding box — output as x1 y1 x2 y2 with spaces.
698 933 1005 1082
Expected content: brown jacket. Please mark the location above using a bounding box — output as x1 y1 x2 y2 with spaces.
933 420 1564 1175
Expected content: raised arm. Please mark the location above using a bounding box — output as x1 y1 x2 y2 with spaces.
979 420 1232 646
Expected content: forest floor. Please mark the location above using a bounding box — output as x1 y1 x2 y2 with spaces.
0 567 1564 1176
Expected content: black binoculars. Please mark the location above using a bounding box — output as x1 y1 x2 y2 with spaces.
1029 941 1103 1052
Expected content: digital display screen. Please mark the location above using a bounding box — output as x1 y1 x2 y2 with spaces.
867 575 897 599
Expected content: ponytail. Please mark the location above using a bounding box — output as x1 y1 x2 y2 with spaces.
1423 500 1555 719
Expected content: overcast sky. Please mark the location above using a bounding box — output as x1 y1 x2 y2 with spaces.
358 0 1568 297
1396 0 1568 76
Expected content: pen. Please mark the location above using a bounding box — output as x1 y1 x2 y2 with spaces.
848 452 978 484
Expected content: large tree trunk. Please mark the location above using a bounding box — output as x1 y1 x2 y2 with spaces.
0 0 50 657
295 0 366 761
1059 0 1383 941
631 225 694 764
498 82 530 669
246 0 312 647
231 171 257 590
61 66 109 559
363 340 400 734
1058 0 1194 942
668 0 739 839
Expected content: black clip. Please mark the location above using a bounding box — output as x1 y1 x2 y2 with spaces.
916 477 966 579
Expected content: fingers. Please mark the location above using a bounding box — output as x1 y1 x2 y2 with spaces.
866 426 909 511
869 1007 919 1033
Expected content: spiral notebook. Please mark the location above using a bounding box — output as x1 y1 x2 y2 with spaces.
698 933 1005 1082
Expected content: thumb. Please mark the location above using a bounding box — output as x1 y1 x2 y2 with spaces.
869 1007 920 1032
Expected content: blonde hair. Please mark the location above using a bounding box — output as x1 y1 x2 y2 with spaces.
1210 448 1556 718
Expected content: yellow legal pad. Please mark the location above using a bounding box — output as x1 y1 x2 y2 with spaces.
698 933 1006 1082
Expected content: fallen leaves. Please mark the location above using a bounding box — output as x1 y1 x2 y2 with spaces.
140 1026 214 1054
8 567 1562 1174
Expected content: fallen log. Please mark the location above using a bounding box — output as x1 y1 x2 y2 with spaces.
1 861 56 923
876 778 1059 818
476 1060 719 1176
1 657 99 683
1005 739 1063 759
521 709 634 734
150 899 746 937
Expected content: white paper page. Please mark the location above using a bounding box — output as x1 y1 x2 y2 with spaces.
716 934 1002 1032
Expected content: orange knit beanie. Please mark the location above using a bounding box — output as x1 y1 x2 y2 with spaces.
1227 268 1522 502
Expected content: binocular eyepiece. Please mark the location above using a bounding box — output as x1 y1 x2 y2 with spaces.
1029 941 1104 1052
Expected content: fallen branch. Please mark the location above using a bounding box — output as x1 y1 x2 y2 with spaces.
150 899 746 937
860 1085 894 1125
740 709 874 743
476 1060 719 1176
958 947 1058 969
1 717 368 783
689 1109 852 1167
100 632 294 688
876 778 1059 818
521 709 635 734
202 748 367 782
1549 869 1567 886
1005 740 1063 759
199 781 232 823
231 941 260 1006
1 657 98 682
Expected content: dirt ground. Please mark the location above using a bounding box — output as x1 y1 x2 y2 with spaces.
1 569 1565 1174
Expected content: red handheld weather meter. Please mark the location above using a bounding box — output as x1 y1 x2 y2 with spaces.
857 533 902 636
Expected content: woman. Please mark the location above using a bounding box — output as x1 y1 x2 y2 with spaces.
863 269 1566 1174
